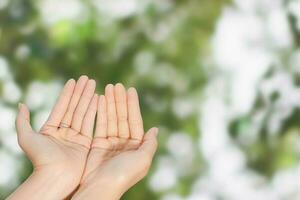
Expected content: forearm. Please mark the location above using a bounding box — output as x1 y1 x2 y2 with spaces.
7 169 73 200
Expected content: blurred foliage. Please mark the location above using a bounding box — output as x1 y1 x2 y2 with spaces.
0 0 229 199
229 50 300 178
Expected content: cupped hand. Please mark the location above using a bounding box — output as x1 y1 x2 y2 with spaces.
75 83 158 199
15 76 98 198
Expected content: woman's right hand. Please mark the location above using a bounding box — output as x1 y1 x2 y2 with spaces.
72 84 158 200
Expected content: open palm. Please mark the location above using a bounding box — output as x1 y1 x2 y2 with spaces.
80 84 158 194
16 76 98 197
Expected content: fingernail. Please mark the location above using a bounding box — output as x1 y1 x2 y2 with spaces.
89 79 96 84
153 127 159 136
116 83 124 88
18 103 23 109
79 75 88 80
105 84 114 90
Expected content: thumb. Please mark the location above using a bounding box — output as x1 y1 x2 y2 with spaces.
16 103 34 140
139 127 159 158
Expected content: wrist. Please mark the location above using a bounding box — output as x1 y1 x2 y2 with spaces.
8 168 79 200
72 179 125 200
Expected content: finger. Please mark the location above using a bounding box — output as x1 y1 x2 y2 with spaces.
16 103 34 143
115 83 129 138
95 95 107 138
81 94 98 138
60 75 89 128
44 79 76 128
127 87 144 140
138 127 158 158
71 79 96 132
105 84 118 137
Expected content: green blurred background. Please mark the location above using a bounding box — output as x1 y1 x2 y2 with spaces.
1 0 300 199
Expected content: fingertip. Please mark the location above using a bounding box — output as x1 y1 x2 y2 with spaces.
86 79 96 89
79 75 89 81
17 103 30 120
128 87 137 93
105 84 115 99
65 79 76 90
139 127 159 156
18 103 25 117
67 78 76 84
147 127 159 138
128 87 139 100
152 127 159 136
115 83 126 97
89 79 96 86
115 83 125 89
18 102 23 110
18 103 28 112
105 84 114 91
76 75 89 86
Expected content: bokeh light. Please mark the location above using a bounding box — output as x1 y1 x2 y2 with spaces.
1 0 300 199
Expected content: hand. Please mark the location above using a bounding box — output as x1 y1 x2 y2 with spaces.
8 76 98 200
72 84 158 200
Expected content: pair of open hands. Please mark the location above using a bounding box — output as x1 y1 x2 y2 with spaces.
8 76 158 200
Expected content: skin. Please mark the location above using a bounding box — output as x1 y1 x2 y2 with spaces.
8 78 158 200
72 84 158 200
8 76 98 200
